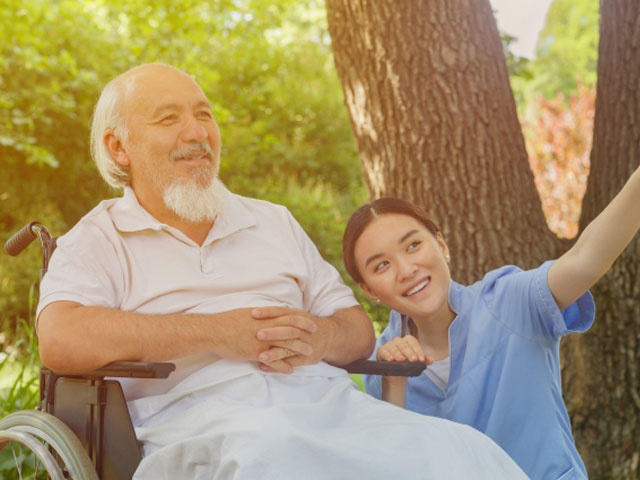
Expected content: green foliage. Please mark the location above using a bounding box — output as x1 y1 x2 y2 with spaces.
502 34 532 80
0 445 48 480
510 0 599 108
1 0 374 348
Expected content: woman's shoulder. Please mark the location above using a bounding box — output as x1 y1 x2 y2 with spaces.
452 265 534 315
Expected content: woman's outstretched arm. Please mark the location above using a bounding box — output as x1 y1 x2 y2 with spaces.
548 165 640 310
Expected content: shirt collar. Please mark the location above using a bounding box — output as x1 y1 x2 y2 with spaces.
448 280 464 316
108 186 257 245
109 187 165 233
201 189 257 245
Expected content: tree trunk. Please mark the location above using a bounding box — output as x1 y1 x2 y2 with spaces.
326 0 639 477
325 0 560 286
567 1 640 477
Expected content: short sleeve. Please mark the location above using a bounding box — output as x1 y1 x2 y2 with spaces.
284 210 358 317
481 261 595 340
36 222 123 319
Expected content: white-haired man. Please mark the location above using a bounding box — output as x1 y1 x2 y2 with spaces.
36 63 527 479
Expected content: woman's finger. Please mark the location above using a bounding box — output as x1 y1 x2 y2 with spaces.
402 335 427 362
378 341 408 361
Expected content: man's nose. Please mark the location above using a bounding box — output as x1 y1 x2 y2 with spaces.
181 115 208 142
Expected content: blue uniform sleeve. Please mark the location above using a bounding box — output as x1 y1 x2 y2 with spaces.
481 261 595 340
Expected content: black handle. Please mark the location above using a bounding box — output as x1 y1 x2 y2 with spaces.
4 221 39 256
344 359 427 377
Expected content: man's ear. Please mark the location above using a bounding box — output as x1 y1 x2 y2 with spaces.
104 129 129 167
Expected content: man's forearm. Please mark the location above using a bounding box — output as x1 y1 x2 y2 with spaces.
37 301 264 374
319 305 375 366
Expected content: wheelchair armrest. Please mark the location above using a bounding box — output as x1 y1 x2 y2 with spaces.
343 359 427 377
49 361 176 379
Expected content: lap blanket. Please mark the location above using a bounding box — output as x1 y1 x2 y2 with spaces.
129 360 527 479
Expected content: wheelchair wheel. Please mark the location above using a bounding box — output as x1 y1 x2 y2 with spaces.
0 409 98 480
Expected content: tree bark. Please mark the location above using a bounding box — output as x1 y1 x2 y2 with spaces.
567 1 640 477
326 0 560 286
326 0 640 477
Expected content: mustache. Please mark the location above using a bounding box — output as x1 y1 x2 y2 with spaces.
170 142 214 162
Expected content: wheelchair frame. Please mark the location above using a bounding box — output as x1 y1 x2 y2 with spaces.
1 221 426 479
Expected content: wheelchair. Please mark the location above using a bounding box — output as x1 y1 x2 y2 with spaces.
1 221 427 480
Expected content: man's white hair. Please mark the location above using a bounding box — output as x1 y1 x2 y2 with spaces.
90 74 130 188
89 63 186 188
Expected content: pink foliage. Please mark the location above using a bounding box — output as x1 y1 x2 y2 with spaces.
522 82 595 238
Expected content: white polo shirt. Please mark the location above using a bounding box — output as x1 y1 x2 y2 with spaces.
37 186 358 399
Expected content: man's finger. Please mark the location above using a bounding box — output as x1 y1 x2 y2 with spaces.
256 316 317 337
258 342 310 363
259 347 290 363
259 356 294 374
257 325 310 341
267 339 312 356
252 307 317 333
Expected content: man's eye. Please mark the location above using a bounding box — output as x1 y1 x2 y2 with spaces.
198 110 212 119
159 115 178 124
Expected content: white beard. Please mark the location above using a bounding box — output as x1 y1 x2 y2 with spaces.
163 176 227 223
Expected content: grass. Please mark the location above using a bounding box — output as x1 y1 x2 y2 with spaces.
1 285 41 417
0 286 45 479
0 327 41 425
349 373 365 392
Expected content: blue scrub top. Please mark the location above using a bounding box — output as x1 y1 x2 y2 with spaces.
364 261 595 480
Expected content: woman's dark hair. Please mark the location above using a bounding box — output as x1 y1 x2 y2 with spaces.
342 198 440 284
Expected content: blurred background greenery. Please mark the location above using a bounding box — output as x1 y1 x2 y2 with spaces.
1 0 597 409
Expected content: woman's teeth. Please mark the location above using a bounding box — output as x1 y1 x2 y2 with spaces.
404 279 429 297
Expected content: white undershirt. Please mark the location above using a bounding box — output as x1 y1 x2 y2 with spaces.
425 356 451 391
402 316 452 391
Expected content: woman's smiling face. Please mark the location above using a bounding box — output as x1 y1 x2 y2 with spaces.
354 213 453 325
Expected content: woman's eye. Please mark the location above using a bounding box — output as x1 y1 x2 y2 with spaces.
374 260 389 272
407 241 421 251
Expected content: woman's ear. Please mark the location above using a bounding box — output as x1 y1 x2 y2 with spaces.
104 129 130 167
359 282 378 302
436 231 451 263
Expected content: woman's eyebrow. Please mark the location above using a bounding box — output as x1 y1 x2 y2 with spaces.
365 253 383 268
364 229 419 268
400 229 419 243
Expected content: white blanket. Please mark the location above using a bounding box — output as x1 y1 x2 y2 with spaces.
129 360 528 479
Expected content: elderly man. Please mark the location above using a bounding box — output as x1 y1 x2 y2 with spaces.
36 63 527 479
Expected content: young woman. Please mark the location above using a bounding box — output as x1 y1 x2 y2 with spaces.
342 165 640 480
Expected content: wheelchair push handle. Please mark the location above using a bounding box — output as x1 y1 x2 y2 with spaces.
4 221 40 256
5 221 57 278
